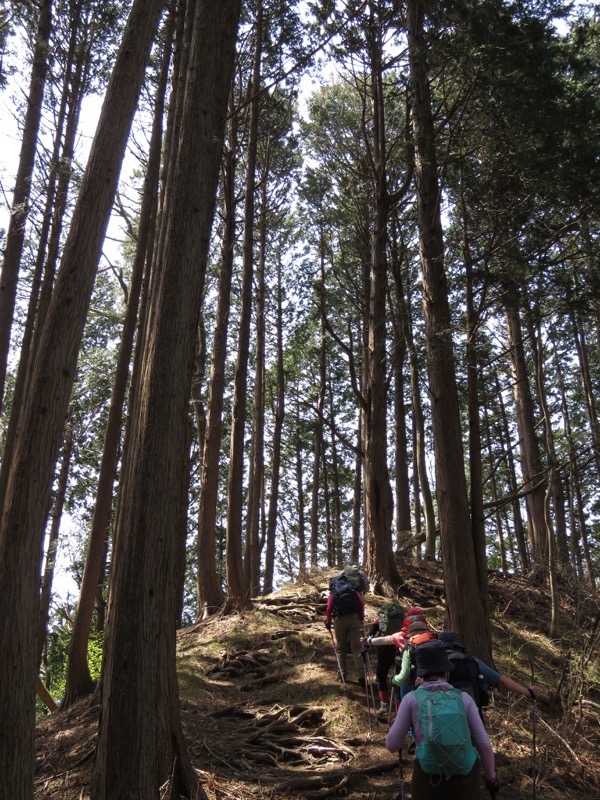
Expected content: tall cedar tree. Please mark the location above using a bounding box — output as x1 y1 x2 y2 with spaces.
92 0 242 796
407 0 493 663
0 1 166 797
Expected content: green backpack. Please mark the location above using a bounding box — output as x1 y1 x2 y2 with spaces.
378 602 403 634
414 686 477 778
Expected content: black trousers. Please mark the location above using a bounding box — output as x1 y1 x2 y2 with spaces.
375 644 397 692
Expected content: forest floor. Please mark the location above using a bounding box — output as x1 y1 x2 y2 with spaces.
35 560 600 799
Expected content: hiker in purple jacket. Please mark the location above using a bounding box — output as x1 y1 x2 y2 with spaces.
386 640 499 799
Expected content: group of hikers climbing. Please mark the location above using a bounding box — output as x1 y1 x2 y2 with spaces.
325 564 542 799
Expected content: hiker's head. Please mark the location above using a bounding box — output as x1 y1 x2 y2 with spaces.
406 620 428 638
415 641 455 678
438 630 464 650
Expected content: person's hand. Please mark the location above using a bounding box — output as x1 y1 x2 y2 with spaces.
325 621 332 631
484 776 500 795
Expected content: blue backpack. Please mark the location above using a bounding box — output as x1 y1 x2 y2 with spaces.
414 686 477 778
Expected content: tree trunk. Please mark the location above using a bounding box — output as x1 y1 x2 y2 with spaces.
0 6 86 514
93 0 241 797
465 247 490 622
225 0 263 609
407 0 491 663
196 92 238 619
245 180 267 597
0 0 52 415
295 402 307 574
391 249 436 556
62 12 172 707
351 416 363 565
37 423 73 669
571 310 600 480
495 370 529 571
388 237 410 544
263 250 285 595
0 2 166 796
310 243 327 567
505 305 547 570
362 8 398 592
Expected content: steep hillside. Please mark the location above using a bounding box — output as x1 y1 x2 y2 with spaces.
35 562 600 799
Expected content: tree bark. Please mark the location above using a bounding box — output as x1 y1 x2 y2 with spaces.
0 3 166 796
0 0 52 415
407 0 491 663
362 5 398 592
93 0 241 797
196 91 238 619
505 304 547 570
263 249 286 594
225 0 263 609
245 177 267 597
62 11 173 707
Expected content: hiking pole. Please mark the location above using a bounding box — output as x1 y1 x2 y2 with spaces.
327 627 346 685
392 747 405 800
360 635 379 725
388 683 396 728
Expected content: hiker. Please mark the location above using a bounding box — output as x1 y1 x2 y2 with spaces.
365 599 404 716
390 620 438 693
334 563 370 593
325 568 366 686
364 607 433 652
439 630 542 704
386 640 499 800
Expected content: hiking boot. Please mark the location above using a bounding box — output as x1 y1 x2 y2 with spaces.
376 702 388 717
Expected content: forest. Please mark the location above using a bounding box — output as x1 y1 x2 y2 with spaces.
0 0 598 798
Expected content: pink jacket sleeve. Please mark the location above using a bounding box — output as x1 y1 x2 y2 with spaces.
463 694 496 782
325 594 334 624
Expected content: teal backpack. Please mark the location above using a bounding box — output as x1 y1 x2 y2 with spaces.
414 686 477 778
378 601 403 634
